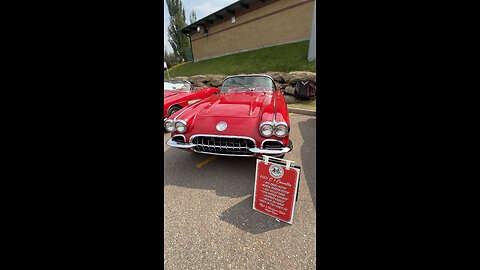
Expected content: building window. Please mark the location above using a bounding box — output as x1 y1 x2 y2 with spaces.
231 16 236 23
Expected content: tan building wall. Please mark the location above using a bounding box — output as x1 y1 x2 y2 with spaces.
189 0 314 62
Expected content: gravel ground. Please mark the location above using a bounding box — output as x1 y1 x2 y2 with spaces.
164 113 316 269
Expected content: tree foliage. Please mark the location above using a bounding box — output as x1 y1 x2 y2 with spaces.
189 9 197 24
166 0 190 62
164 49 178 69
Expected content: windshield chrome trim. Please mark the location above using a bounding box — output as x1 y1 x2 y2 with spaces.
221 74 277 93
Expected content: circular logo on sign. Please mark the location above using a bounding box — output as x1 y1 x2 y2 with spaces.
216 121 227 131
269 164 284 178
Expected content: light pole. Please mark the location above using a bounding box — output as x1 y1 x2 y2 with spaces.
308 0 316 61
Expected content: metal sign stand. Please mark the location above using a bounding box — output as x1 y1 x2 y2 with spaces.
263 155 295 171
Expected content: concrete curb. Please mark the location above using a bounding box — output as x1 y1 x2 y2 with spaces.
288 107 316 116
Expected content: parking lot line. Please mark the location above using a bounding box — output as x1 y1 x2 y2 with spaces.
195 156 218 169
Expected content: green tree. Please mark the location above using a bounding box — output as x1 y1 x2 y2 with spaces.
189 9 197 24
164 49 178 69
166 0 190 62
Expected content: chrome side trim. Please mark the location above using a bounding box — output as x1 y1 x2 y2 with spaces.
188 99 201 105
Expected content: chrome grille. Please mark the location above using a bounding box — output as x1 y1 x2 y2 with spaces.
192 136 256 156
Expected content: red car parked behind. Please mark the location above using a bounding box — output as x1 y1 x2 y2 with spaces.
163 80 219 120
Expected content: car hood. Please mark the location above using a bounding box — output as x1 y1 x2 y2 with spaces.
196 92 272 118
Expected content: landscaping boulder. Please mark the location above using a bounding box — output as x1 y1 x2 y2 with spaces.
172 76 188 81
284 85 296 95
193 82 208 89
188 75 212 84
285 71 316 84
265 71 287 83
210 75 226 87
283 94 297 104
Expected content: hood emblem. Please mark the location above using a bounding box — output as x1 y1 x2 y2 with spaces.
216 121 227 131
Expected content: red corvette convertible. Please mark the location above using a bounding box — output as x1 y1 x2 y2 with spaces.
163 80 219 120
164 74 292 158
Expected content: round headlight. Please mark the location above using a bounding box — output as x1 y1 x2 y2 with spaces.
275 124 288 137
164 120 175 132
260 122 274 137
175 120 187 133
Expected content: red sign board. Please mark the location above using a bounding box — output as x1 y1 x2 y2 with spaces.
253 157 301 224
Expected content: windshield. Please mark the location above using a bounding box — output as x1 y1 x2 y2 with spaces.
164 81 191 92
221 76 275 93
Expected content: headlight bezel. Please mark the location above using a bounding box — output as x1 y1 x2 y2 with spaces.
174 119 188 133
259 121 274 137
164 119 175 132
274 122 289 138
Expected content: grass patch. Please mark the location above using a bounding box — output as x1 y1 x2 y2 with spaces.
287 99 316 111
166 62 188 72
164 41 316 78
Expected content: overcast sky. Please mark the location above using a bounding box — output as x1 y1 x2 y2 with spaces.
164 0 237 52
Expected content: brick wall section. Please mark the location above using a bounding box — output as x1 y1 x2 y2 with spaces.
189 0 314 62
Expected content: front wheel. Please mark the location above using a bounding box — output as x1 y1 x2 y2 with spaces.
167 105 182 117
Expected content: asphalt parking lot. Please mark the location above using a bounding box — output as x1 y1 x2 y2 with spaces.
164 113 316 269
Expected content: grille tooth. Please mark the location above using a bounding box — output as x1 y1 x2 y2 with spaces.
192 136 255 156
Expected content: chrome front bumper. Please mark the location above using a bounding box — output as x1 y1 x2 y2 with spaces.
166 138 195 149
166 138 292 156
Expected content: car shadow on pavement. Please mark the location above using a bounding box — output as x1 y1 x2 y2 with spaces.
164 149 290 234
164 149 257 198
298 118 316 210
218 196 289 234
